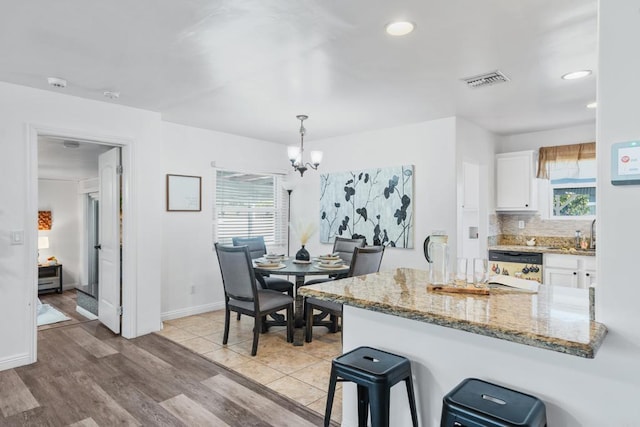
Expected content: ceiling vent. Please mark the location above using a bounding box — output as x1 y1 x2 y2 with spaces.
461 70 510 88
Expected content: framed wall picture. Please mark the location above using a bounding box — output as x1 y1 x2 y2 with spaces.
166 174 202 211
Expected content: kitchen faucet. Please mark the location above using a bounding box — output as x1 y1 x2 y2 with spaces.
590 219 596 250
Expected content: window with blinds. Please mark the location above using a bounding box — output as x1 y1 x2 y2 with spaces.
215 170 288 247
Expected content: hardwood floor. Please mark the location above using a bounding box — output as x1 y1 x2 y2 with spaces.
38 290 90 331
1 319 329 426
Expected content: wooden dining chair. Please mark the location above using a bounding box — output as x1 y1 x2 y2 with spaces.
231 236 294 297
305 236 366 286
304 245 385 342
215 243 293 356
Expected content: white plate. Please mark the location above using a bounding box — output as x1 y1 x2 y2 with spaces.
318 255 341 261
293 259 312 264
256 263 286 270
316 264 347 270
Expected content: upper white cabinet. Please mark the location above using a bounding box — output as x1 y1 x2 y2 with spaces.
496 150 537 211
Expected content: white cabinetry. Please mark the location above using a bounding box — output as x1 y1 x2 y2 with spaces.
544 254 596 289
496 151 537 211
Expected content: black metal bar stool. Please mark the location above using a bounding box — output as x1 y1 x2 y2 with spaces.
441 378 547 427
325 346 419 427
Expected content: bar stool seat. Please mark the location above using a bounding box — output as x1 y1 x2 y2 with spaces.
325 346 419 427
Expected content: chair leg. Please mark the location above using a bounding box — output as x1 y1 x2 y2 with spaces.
305 301 313 343
357 385 370 427
368 384 390 427
223 308 231 345
405 375 419 427
236 312 241 321
286 304 294 343
324 365 338 427
251 316 261 356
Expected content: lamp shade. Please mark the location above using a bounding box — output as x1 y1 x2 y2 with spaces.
38 236 50 249
310 150 323 165
287 146 300 162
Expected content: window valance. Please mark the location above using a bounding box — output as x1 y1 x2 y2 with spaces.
537 142 596 179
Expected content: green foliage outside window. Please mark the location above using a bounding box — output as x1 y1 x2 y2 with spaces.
553 192 591 216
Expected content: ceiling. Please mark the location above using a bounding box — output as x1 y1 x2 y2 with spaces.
38 137 113 181
3 0 597 144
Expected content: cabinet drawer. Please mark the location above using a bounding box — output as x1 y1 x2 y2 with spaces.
544 254 580 269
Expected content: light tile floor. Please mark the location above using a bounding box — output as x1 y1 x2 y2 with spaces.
157 309 343 424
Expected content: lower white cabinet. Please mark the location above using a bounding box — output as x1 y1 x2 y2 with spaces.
543 254 596 289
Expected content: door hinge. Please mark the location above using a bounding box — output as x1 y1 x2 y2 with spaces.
116 164 123 175
117 306 123 316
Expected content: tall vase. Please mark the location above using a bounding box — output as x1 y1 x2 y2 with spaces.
296 245 310 261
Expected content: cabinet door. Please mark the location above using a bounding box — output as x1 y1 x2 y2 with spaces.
496 151 536 211
544 267 579 288
462 162 480 210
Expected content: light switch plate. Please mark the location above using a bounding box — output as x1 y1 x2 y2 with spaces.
518 220 525 229
10 230 24 245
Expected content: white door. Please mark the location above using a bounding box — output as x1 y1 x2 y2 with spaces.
98 147 121 334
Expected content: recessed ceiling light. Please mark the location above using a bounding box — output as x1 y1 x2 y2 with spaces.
103 91 120 100
586 101 597 109
47 77 67 88
385 21 415 36
561 70 592 80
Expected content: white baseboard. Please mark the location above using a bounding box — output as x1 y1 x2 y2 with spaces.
0 352 33 371
76 306 98 320
161 301 225 322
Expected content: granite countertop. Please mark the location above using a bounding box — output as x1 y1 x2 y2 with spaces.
299 268 607 358
489 244 596 256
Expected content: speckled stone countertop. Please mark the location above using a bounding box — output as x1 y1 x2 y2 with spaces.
489 245 596 256
299 268 607 358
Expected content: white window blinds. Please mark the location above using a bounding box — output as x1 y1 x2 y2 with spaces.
215 170 288 247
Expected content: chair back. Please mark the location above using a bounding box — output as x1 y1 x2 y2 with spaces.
348 246 385 277
215 243 258 302
333 237 366 264
231 236 267 259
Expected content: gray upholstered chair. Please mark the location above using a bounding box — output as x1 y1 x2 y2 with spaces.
305 236 366 286
305 245 385 342
215 243 293 356
231 236 294 297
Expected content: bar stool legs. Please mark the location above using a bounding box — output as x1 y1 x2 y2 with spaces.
324 346 419 427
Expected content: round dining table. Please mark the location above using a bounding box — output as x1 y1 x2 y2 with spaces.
254 256 349 346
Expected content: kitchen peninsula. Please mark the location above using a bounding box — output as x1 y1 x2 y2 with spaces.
300 268 609 426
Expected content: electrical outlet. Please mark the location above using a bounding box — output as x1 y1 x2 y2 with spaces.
518 220 525 229
190 285 196 295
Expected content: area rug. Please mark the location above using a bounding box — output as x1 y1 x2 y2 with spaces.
37 304 71 326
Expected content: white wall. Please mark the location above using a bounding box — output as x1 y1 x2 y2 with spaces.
292 118 458 270
159 122 289 319
38 179 81 289
496 122 595 153
456 118 497 258
595 0 640 391
0 81 162 370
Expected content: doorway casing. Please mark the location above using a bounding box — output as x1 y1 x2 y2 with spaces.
26 124 138 363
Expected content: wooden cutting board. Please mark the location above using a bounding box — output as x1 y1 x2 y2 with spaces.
427 284 490 295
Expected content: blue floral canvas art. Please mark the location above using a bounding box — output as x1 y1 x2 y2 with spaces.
319 165 414 248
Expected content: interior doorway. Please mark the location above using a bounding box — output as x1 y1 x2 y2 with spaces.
36 135 123 334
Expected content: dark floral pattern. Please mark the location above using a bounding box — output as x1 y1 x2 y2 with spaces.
320 165 414 248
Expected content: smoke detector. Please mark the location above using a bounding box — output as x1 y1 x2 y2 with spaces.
461 70 510 88
103 91 120 100
47 77 67 88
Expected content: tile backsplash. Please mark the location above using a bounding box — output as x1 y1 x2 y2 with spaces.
497 213 594 247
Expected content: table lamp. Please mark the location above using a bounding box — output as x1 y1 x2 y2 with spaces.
38 236 49 264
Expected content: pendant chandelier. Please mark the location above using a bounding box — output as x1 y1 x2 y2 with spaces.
287 115 323 176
